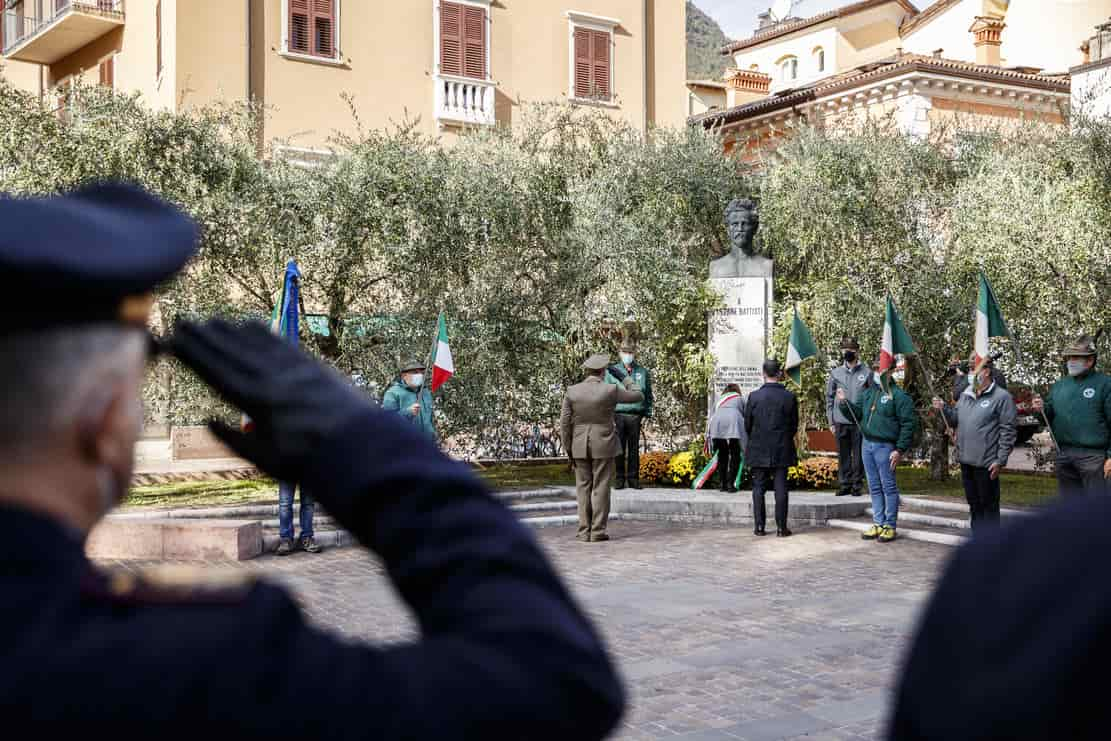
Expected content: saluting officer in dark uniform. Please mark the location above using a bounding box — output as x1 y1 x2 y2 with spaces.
0 184 624 738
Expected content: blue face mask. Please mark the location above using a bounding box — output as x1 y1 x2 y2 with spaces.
873 371 883 385
1067 360 1089 377
408 373 425 388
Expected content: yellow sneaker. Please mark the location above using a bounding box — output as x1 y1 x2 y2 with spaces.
878 526 897 543
861 524 882 540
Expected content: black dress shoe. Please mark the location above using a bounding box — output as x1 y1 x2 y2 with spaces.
851 491 862 497
835 491 850 497
615 481 626 491
630 480 643 490
754 528 767 536
727 486 738 493
777 528 793 537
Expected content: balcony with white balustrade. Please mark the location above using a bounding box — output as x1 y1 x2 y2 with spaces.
434 74 496 128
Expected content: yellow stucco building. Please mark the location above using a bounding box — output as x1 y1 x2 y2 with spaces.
1 0 689 154
695 0 1108 159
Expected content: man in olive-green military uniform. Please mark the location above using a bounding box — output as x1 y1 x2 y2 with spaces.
1034 334 1111 497
562 354 643 542
605 341 653 490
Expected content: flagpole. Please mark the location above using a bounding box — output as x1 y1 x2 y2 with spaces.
913 355 954 435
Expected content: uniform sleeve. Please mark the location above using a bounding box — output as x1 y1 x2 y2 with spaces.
840 396 863 424
560 393 574 458
895 392 917 453
788 392 799 440
615 385 644 404
643 369 654 418
276 410 625 739
1103 381 1111 458
381 386 400 413
997 395 1018 466
1043 383 1057 424
941 403 958 428
826 372 837 427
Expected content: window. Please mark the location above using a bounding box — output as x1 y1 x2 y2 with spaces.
572 27 612 100
287 0 337 59
779 56 798 82
155 0 162 77
439 1 486 79
99 55 114 89
814 47 825 73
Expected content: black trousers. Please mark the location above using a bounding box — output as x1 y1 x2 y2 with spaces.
615 414 643 484
960 463 1001 531
1057 447 1110 498
752 466 789 531
836 423 864 494
712 438 741 490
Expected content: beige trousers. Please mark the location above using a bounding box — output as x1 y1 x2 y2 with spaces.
574 457 614 539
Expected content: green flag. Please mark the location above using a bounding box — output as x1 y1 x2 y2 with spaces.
785 307 818 386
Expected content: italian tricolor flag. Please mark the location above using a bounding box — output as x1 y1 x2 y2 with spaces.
974 272 1010 368
879 296 916 371
879 296 917 388
430 312 455 392
785 307 818 387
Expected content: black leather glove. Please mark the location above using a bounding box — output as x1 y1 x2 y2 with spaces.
168 319 369 484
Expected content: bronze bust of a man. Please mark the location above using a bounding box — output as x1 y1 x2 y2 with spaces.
710 198 773 278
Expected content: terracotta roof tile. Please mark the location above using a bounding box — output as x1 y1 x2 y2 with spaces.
722 0 919 55
693 53 1070 128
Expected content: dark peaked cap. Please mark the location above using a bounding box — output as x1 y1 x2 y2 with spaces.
0 182 198 334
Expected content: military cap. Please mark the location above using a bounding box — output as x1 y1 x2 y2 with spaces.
1062 334 1098 357
840 336 860 351
399 359 426 373
582 353 611 371
0 182 197 334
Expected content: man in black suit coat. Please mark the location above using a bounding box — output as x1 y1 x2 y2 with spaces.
744 359 800 537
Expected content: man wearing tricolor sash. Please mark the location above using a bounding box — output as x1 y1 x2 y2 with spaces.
707 384 746 493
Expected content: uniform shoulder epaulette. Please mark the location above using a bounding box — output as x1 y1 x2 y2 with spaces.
82 564 258 606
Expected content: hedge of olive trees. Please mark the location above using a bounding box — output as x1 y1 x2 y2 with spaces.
1 77 1107 465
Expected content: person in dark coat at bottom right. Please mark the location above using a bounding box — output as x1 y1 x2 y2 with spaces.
744 359 799 537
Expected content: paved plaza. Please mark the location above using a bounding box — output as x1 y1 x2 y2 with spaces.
108 522 952 740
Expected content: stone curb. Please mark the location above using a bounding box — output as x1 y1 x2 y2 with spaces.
868 508 969 531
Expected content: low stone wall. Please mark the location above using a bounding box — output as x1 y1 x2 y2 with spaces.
87 518 263 561
611 490 868 528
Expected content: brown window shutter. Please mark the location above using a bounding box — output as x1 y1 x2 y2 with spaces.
155 0 162 76
439 2 463 76
573 28 592 98
99 57 114 88
312 0 335 58
461 6 485 79
591 30 610 100
289 0 310 54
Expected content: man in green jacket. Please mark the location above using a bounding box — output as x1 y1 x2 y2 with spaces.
1033 334 1111 497
605 341 653 490
382 359 436 441
837 367 918 543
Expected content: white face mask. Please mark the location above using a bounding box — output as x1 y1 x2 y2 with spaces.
620 353 634 366
1067 360 1089 377
873 371 883 385
408 373 425 388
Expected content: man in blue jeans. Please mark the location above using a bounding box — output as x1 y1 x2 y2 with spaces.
837 367 917 543
276 482 320 556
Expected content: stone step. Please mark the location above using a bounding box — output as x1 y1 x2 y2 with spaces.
827 516 966 547
113 497 576 523
898 495 1035 519
866 507 969 531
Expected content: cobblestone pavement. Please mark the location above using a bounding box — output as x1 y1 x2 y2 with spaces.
107 522 951 741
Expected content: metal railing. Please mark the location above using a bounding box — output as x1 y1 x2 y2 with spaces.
3 0 123 54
